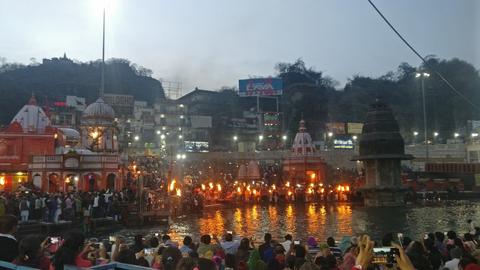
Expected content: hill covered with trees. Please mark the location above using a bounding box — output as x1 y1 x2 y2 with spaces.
0 56 165 124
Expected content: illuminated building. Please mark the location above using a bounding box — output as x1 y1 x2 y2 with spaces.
282 119 327 185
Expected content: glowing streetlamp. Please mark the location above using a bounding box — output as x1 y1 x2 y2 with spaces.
415 70 431 163
433 132 439 137
233 136 238 141
328 132 333 138
413 131 419 136
472 133 479 138
454 133 460 138
259 135 264 141
282 135 287 140
134 135 139 141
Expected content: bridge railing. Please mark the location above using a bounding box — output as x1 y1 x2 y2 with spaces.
0 261 154 270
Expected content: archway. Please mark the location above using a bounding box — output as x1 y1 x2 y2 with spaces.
48 173 60 193
33 174 42 189
107 173 116 190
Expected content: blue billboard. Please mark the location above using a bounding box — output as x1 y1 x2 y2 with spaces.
239 78 283 97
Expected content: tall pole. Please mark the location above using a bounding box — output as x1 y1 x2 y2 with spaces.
421 76 429 164
100 7 106 98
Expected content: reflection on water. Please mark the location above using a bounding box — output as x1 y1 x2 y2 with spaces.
115 201 480 243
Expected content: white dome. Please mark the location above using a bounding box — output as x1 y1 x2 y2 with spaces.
58 128 80 141
82 98 115 125
11 96 51 132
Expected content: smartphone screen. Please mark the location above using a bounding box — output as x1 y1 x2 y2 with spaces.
50 237 60 244
154 233 159 237
144 248 155 255
294 240 300 245
227 231 233 234
109 236 116 242
373 247 399 265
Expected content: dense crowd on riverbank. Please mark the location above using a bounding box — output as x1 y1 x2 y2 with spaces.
0 189 136 225
2 213 480 270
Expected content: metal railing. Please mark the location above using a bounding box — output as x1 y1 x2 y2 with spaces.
0 261 154 270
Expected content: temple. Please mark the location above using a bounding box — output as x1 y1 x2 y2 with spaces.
282 119 327 186
0 95 122 192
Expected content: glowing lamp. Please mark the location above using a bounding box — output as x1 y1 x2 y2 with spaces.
201 184 206 191
176 189 182 197
288 191 292 196
310 173 316 180
346 186 350 192
237 187 241 194
217 184 222 192
0 177 5 185
169 179 176 191
209 182 214 189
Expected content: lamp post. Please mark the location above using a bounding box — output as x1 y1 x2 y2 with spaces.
415 71 430 164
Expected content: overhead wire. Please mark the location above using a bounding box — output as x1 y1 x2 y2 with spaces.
367 0 480 111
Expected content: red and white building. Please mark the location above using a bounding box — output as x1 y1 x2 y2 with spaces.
0 95 123 192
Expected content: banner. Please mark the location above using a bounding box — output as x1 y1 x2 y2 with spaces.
347 123 364 134
239 78 283 97
326 122 346 135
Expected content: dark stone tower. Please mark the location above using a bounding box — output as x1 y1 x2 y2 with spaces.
353 99 413 206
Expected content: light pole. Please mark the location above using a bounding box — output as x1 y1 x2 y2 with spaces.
415 71 430 164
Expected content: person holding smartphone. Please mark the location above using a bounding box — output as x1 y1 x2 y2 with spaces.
220 231 241 255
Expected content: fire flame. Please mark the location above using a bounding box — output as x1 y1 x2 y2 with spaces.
169 179 176 191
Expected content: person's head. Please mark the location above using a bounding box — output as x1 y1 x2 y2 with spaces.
423 238 435 251
53 230 86 269
134 235 144 246
455 238 465 249
382 233 394 246
183 236 193 247
447 231 457 240
161 246 182 270
16 235 42 266
116 249 136 265
225 233 233 242
285 234 293 241
434 232 445 243
175 257 197 270
162 234 171 243
295 245 307 258
200 234 211 245
197 258 217 270
149 237 159 248
406 241 426 255
0 214 18 235
327 237 336 247
264 233 272 243
465 233 474 242
239 237 250 250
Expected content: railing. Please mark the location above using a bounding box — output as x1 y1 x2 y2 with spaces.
0 261 154 270
90 263 154 270
0 261 39 270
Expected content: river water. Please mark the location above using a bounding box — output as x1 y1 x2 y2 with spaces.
113 201 480 243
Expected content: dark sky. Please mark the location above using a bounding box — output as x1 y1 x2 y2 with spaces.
0 0 479 93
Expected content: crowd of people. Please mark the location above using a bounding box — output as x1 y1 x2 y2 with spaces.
0 189 136 226
2 213 480 270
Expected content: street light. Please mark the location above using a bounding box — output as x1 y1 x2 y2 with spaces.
233 136 238 141
413 131 419 136
282 135 287 141
454 133 460 138
134 135 139 141
352 135 358 141
472 133 479 138
160 134 165 140
416 71 431 163
156 130 161 135
433 132 439 137
178 135 183 139
259 135 264 141
328 132 333 138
